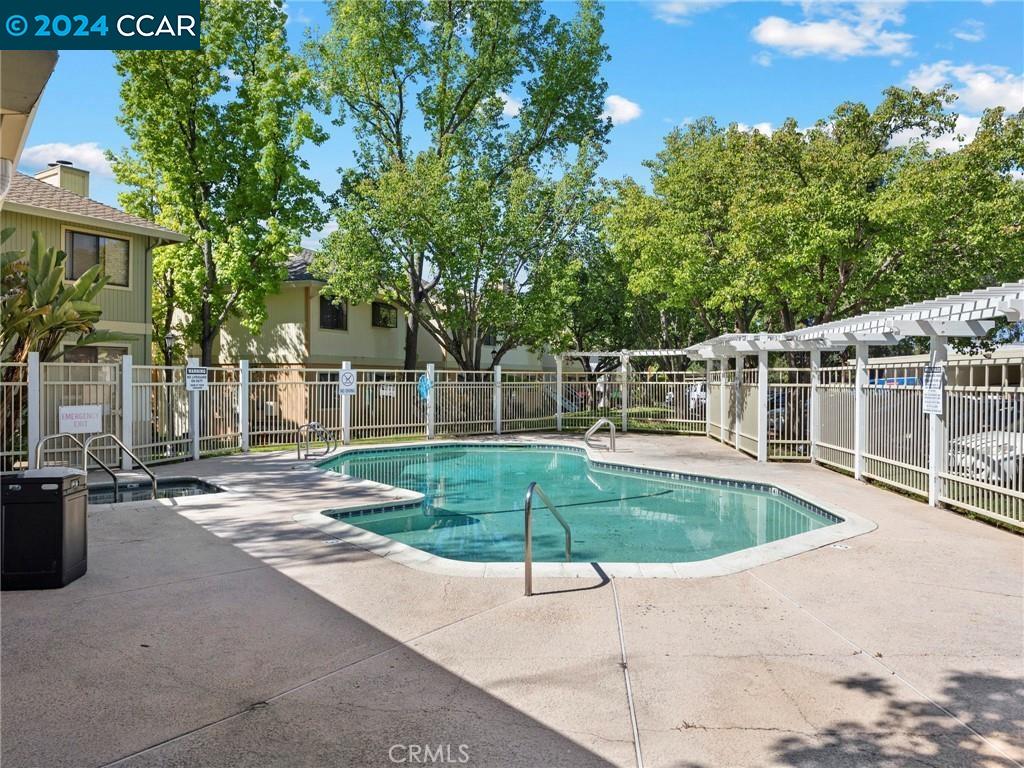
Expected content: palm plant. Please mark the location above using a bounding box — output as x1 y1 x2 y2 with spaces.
2 228 130 369
1 229 131 469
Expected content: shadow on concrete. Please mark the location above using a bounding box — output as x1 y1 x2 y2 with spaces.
768 672 1023 768
1 500 620 768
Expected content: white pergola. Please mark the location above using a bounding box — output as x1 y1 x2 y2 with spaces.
560 281 1024 506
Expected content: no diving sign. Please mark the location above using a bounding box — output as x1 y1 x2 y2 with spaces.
337 369 357 396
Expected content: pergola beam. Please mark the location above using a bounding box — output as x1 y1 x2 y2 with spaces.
889 319 996 338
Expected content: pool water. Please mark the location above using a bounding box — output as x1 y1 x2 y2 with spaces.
319 445 837 563
88 479 222 504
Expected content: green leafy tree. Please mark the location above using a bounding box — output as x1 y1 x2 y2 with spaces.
309 0 609 369
111 0 325 365
609 87 1023 343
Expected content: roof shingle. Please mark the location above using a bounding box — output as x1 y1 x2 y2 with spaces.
4 172 186 241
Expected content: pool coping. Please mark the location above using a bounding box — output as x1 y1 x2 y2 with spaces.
292 439 877 579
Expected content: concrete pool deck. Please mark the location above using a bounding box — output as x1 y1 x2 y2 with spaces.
2 434 1021 767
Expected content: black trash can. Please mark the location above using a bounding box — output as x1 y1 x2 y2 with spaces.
2 468 88 590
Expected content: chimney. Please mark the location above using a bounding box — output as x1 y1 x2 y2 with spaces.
34 160 89 197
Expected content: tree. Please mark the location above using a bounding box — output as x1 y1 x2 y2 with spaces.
609 87 1023 344
111 0 325 365
309 0 610 369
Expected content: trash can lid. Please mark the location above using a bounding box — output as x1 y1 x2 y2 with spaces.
21 468 87 479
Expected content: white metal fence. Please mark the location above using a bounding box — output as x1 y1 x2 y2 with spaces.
4 352 1020 528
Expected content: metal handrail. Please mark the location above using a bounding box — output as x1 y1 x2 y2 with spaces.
295 422 337 460
83 433 157 500
35 434 120 499
524 481 572 597
584 417 616 451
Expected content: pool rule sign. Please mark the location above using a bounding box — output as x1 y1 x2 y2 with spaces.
185 366 209 392
922 365 944 415
337 369 357 396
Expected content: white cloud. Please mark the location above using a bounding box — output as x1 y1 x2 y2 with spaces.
751 2 912 60
652 1 730 25
734 121 774 136
497 91 522 118
907 61 1024 112
952 19 985 43
753 51 773 67
20 142 112 176
891 113 982 153
601 95 643 125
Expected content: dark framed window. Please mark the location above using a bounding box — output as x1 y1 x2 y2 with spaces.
371 301 398 328
65 230 129 286
63 345 126 363
320 296 347 330
482 332 498 347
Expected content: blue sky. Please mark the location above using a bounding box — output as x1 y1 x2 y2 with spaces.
18 1 1024 246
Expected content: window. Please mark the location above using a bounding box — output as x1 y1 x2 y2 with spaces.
482 332 498 347
63 346 126 363
65 231 129 286
371 301 398 328
320 296 347 330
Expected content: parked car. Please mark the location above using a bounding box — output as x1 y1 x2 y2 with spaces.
948 430 1024 488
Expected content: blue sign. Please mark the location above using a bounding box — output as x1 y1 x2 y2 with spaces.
1 1 200 49
417 374 433 401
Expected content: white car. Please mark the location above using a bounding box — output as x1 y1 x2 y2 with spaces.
948 430 1024 488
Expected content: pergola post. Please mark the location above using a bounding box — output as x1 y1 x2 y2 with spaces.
853 343 868 480
733 356 742 450
704 361 712 437
756 350 769 462
809 348 821 463
719 358 728 443
927 336 948 507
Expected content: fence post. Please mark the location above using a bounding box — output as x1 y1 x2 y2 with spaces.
757 350 768 462
120 354 133 470
621 354 630 433
27 351 40 469
238 359 249 453
493 365 502 435
733 356 742 449
927 336 948 507
341 360 351 445
187 356 200 461
853 343 868 480
555 357 563 432
426 363 436 439
809 347 821 463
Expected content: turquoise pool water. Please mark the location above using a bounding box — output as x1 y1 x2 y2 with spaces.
319 445 838 563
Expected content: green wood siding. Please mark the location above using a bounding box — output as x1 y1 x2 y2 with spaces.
2 209 153 363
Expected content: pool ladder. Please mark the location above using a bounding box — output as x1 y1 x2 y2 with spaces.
296 422 337 460
35 432 157 501
523 481 572 597
584 417 616 452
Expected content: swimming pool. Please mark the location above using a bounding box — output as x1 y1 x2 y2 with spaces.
317 445 841 565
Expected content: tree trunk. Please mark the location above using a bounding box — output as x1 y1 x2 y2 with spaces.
201 333 215 367
403 310 419 370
